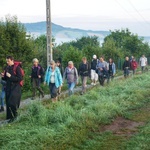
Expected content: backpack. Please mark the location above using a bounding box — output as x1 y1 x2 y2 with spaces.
13 61 25 87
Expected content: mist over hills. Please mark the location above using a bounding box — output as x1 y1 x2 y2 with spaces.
24 21 150 44
24 21 110 44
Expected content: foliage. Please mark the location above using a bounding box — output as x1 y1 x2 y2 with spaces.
34 35 47 68
0 15 35 69
70 36 100 50
62 45 83 68
103 28 150 58
1 73 150 149
102 37 124 63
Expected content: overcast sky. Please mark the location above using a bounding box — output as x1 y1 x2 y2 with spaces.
0 0 150 36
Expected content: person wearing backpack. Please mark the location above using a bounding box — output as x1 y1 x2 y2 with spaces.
44 60 63 103
63 61 78 96
96 56 108 86
2 56 22 122
30 58 44 100
79 57 90 95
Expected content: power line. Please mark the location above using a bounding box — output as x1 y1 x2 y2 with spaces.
114 0 142 23
127 0 150 26
114 0 150 32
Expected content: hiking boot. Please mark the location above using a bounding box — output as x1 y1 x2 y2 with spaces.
80 92 84 95
0 106 4 112
42 93 45 98
31 97 35 100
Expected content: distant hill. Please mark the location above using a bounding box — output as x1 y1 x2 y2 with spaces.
24 21 150 44
24 21 110 44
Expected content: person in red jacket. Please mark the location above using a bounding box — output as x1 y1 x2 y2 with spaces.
130 58 138 75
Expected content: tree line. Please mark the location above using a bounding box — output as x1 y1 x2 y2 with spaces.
0 16 150 92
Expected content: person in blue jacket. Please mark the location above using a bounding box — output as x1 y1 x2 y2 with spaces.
0 78 6 112
44 60 63 102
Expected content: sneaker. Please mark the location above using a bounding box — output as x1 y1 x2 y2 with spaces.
91 82 94 85
93 83 96 86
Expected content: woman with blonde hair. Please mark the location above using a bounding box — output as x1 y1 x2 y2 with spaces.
63 61 78 96
44 60 63 102
30 58 44 100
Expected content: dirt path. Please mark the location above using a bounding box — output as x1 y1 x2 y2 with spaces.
99 102 150 138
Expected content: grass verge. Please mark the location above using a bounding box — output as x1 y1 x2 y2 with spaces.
0 72 150 150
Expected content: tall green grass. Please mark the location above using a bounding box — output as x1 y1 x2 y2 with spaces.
124 121 150 150
0 73 150 150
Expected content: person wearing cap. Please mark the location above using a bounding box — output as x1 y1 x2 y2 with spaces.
63 61 78 96
90 55 98 85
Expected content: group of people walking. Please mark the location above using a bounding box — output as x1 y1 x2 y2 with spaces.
0 54 148 123
123 55 147 77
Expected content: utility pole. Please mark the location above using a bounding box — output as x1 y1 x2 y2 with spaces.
46 0 53 67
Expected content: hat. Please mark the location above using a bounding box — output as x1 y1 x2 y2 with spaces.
93 55 97 59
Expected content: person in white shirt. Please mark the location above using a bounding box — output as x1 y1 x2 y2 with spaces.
139 55 147 73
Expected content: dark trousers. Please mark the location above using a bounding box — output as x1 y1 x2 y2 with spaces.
49 83 58 98
6 89 21 120
107 73 114 83
6 104 18 120
32 78 44 97
98 75 105 86
124 68 129 78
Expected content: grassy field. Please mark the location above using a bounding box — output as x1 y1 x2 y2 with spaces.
0 72 150 150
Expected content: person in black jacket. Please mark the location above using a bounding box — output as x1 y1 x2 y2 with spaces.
122 57 131 78
79 57 90 95
2 56 22 122
30 58 44 100
90 55 98 85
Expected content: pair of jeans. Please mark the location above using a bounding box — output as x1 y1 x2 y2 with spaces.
0 89 5 107
68 82 76 96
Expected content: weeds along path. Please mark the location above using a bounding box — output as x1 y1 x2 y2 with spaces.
0 72 150 149
0 72 130 124
0 71 145 124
